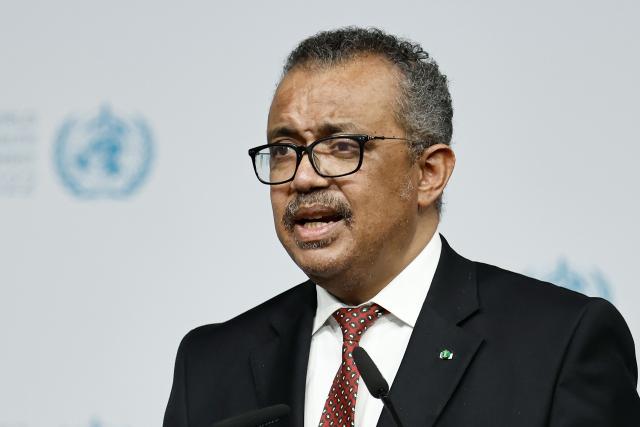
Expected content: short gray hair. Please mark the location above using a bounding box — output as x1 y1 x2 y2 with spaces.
282 27 453 157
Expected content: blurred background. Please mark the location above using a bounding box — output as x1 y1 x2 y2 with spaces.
1 1 638 426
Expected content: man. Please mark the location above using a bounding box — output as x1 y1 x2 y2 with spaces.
164 27 640 426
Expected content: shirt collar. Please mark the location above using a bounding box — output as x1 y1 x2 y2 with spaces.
312 230 442 334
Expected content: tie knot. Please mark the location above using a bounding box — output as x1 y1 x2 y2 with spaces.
332 304 386 343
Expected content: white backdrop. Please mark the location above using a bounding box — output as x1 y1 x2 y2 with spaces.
1 1 638 426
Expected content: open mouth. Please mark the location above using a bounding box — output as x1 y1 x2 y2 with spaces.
290 206 347 243
294 213 344 229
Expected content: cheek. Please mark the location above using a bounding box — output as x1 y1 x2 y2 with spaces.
270 190 287 230
350 174 415 229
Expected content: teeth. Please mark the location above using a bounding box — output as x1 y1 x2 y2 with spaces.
303 221 330 228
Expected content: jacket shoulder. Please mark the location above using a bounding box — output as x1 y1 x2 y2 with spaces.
470 261 636 379
179 280 314 350
475 261 592 316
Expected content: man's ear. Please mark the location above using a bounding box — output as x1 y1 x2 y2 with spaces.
415 144 456 210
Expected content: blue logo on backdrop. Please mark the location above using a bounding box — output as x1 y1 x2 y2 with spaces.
54 106 154 198
534 258 613 301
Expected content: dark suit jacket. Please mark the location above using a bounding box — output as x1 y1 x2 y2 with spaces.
163 236 640 426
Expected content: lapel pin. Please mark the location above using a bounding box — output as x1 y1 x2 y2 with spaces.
439 349 454 360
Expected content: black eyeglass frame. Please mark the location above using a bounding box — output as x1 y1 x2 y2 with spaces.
248 134 412 185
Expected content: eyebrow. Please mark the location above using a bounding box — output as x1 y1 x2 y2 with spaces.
267 121 364 142
267 126 298 141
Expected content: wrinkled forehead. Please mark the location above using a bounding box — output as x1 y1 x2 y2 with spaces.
267 55 403 140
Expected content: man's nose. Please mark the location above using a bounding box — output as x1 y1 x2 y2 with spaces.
290 153 329 192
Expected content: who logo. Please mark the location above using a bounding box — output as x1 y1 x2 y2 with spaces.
54 105 154 198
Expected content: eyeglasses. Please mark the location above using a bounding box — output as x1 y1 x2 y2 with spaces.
248 134 411 185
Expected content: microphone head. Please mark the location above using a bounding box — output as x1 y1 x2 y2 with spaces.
353 346 389 399
211 404 290 427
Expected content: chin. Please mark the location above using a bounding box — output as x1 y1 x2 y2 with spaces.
291 246 347 280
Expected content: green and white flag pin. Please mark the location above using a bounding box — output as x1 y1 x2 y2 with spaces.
439 349 454 360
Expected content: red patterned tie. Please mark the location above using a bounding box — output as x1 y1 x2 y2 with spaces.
318 304 386 427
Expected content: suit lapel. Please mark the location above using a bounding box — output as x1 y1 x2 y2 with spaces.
377 235 485 427
248 236 483 427
249 281 316 426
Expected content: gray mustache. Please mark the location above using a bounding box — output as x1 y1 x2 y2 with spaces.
282 191 353 231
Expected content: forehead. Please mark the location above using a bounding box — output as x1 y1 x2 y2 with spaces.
268 55 402 139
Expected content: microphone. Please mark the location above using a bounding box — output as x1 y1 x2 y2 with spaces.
210 404 290 427
353 346 405 427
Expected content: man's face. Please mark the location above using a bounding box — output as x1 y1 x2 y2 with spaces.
267 55 422 292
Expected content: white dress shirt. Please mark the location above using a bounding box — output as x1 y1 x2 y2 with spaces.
304 231 442 426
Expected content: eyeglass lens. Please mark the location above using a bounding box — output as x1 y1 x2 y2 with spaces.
254 137 362 183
